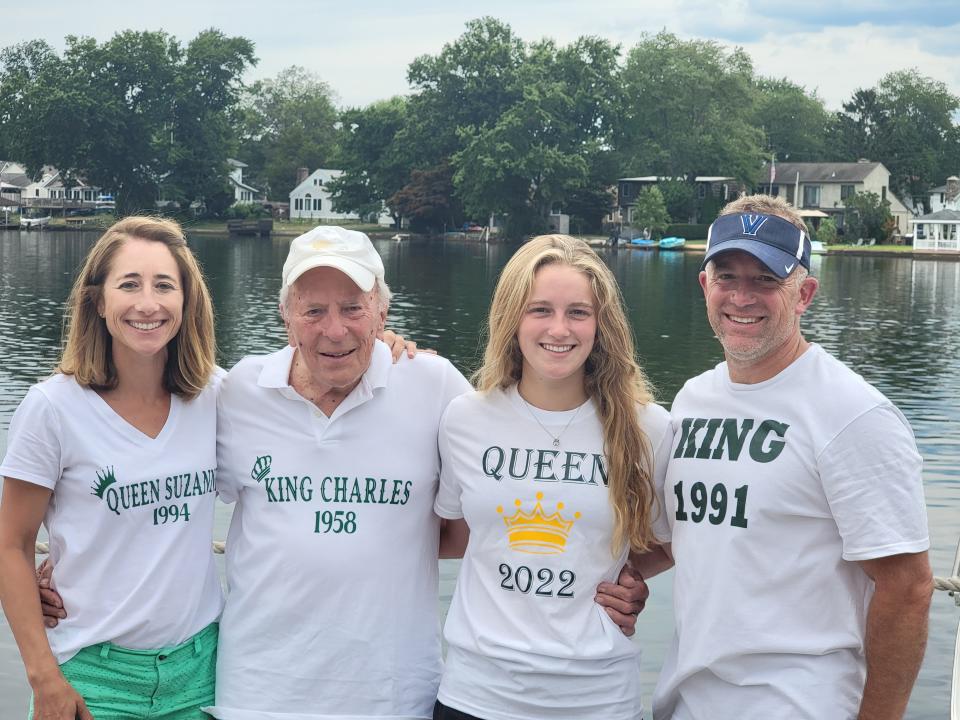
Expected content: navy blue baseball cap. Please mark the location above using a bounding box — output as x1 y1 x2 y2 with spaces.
702 213 811 279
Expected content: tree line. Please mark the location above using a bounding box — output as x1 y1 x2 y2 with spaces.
2 18 959 233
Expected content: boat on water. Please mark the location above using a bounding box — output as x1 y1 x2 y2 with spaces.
629 237 657 249
659 236 686 250
20 215 51 230
810 240 826 254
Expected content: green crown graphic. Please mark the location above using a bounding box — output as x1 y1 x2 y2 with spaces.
91 466 117 498
250 455 272 483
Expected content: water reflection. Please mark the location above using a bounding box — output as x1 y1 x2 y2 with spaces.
0 231 957 717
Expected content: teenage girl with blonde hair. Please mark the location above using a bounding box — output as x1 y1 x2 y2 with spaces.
434 234 674 720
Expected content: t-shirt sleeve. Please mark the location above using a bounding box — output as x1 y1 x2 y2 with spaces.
0 386 63 490
215 376 241 505
645 405 675 544
819 404 929 561
435 400 465 520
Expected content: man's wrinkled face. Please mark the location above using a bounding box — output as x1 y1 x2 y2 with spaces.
283 266 385 393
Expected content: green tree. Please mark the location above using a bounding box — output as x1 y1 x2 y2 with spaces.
657 179 697 222
327 97 410 224
238 66 340 199
630 186 671 238
843 191 892 242
816 216 838 245
828 71 960 205
617 32 764 187
752 78 830 162
0 30 255 216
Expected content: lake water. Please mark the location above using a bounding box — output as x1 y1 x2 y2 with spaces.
1 230 958 718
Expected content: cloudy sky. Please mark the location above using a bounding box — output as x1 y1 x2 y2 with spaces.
3 0 959 110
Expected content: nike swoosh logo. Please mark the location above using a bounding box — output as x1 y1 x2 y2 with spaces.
784 263 795 273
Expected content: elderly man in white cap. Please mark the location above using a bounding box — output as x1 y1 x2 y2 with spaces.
206 226 472 720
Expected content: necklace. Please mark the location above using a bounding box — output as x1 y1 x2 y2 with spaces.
521 396 584 448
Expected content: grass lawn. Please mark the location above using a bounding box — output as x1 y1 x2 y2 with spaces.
827 243 915 253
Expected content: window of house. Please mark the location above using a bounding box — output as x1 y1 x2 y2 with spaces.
802 185 820 208
294 198 302 211
697 184 706 199
841 185 855 201
313 198 322 211
550 202 562 216
770 185 779 198
882 186 887 200
786 186 794 205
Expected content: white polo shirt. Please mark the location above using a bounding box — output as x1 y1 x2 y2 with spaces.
208 341 471 720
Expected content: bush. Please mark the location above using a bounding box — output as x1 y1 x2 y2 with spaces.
816 217 838 245
665 223 710 240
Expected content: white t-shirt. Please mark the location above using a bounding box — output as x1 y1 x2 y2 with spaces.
0 373 223 663
208 341 472 720
434 385 673 720
652 344 929 720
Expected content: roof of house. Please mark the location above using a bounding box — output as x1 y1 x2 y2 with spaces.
229 176 260 193
227 158 248 168
914 209 960 223
619 176 735 183
290 168 344 196
929 185 947 194
763 161 884 184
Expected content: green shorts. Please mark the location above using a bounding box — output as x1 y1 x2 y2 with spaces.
30 622 218 720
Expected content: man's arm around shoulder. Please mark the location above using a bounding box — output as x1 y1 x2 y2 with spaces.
857 550 933 720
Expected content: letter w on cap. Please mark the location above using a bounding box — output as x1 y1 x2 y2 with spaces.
740 215 769 236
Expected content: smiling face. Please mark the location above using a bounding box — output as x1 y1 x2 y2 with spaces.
283 265 386 395
700 250 818 376
98 237 184 364
517 263 597 398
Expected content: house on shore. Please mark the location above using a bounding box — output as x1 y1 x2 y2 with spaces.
912 176 960 252
759 161 913 236
17 166 106 208
227 159 263 204
289 168 361 222
0 161 30 207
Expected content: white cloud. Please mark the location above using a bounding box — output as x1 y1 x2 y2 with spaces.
1 1 959 110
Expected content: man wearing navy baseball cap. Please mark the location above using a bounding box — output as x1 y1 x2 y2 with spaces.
634 195 932 720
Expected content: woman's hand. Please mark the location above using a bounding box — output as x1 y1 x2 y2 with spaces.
37 559 66 628
31 669 93 720
380 329 436 361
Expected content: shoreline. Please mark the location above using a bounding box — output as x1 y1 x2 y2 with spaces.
6 225 960 259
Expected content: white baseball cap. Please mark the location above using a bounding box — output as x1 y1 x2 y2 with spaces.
281 226 385 292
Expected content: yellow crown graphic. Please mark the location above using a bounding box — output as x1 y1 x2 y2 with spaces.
497 492 580 555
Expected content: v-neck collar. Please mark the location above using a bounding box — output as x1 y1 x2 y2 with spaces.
82 385 180 446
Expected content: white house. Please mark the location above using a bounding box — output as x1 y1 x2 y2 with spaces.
288 168 363 222
227 158 262 204
761 161 913 236
19 166 103 206
912 176 960 252
926 176 960 214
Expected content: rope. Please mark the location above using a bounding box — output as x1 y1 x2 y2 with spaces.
937 575 960 593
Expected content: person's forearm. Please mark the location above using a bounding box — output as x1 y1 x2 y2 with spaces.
628 545 674 580
0 544 62 685
857 582 931 719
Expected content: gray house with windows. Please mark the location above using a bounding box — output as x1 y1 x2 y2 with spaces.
759 161 913 236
